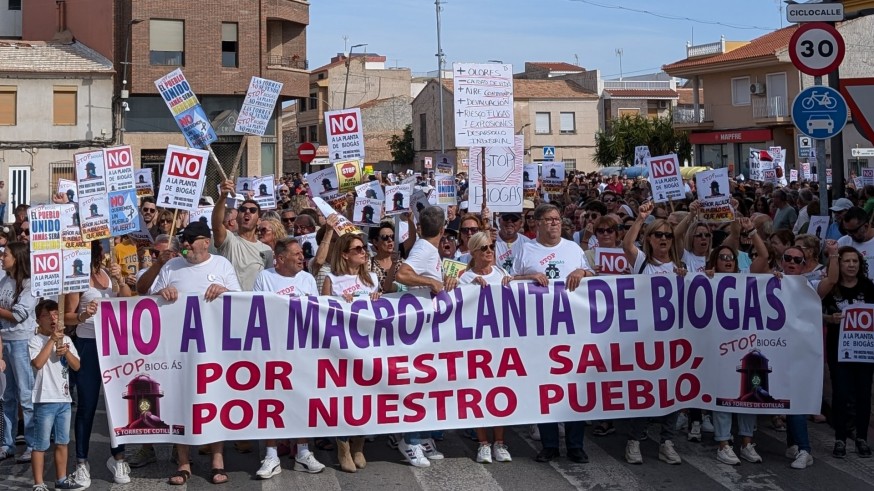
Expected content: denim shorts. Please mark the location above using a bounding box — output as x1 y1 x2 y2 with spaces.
33 402 71 451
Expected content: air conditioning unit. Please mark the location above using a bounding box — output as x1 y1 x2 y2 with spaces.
750 83 766 95
658 100 669 109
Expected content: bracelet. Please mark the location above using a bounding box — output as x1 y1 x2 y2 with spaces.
77 312 86 322
741 228 754 235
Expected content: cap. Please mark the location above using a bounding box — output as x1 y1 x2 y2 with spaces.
500 212 522 220
830 198 854 212
523 199 535 209
443 227 459 237
180 221 211 241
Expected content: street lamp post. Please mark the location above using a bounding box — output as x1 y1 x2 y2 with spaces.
119 18 144 144
342 43 367 109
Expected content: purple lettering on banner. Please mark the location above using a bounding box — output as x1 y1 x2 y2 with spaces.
475 287 499 339
717 276 740 330
742 277 764 330
100 302 127 356
323 298 349 349
453 288 474 341
676 274 686 328
181 297 206 353
765 276 786 331
651 276 675 331
222 297 241 351
616 278 638 332
287 297 322 349
527 283 549 336
432 290 453 342
371 298 395 346
133 299 161 355
501 284 527 337
348 301 371 348
244 295 270 351
551 282 574 335
587 279 613 334
687 275 712 329
398 294 425 345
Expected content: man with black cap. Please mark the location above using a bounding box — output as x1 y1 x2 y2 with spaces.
495 211 530 272
150 220 240 485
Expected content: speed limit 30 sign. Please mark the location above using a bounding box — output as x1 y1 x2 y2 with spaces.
789 22 845 76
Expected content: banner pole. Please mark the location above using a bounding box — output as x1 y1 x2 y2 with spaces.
228 135 249 179
206 145 229 182
481 146 487 214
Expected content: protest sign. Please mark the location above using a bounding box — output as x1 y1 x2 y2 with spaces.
104 146 135 191
95 275 823 445
863 168 874 187
594 248 631 275
28 205 62 251
802 163 812 181
645 154 684 202
128 215 154 247
748 149 768 182
251 175 278 210
58 179 78 203
442 259 467 279
452 62 514 148
839 304 874 363
855 176 864 189
135 169 154 197
540 162 565 195
154 69 217 149
157 145 209 212
827 168 833 185
807 216 829 242
789 169 798 183
59 203 85 248
334 158 363 193
634 146 651 167
523 163 539 199
385 184 412 216
299 233 319 260
30 250 62 297
435 175 457 206
235 76 283 136
356 180 385 201
695 168 733 223
108 189 141 236
312 197 360 236
352 198 383 226
62 248 91 294
436 154 455 175
468 135 524 212
78 195 111 241
398 220 410 242
762 168 777 185
424 157 433 169
189 206 213 232
325 108 364 162
74 150 107 198
307 167 341 197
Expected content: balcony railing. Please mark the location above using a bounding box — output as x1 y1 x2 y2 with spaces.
673 104 711 124
603 80 676 90
752 96 789 119
687 36 726 58
267 55 308 70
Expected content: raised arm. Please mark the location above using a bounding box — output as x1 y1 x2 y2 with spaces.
211 179 235 248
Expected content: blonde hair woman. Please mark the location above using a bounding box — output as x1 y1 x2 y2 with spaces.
459 232 510 287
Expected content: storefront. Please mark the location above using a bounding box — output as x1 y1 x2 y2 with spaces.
689 129 773 177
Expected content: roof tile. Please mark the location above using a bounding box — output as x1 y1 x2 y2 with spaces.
663 26 798 72
0 40 113 73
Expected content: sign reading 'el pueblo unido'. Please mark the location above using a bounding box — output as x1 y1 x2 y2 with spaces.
235 76 283 136
646 154 684 202
154 68 217 149
452 63 514 148
325 108 364 163
467 135 524 212
157 145 210 212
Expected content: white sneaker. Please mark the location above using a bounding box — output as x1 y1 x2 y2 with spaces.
659 440 682 465
256 456 282 479
398 441 430 468
791 450 813 469
493 443 512 462
16 447 33 463
741 443 763 463
785 445 799 459
675 412 689 431
421 438 444 460
476 444 492 463
717 446 740 465
625 440 643 464
73 462 91 489
701 415 715 433
687 421 702 442
106 457 131 484
293 450 325 473
530 425 541 441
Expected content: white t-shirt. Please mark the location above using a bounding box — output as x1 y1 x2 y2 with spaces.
512 238 593 280
253 268 317 297
405 239 443 282
29 333 78 403
459 266 508 285
683 250 707 273
150 255 241 295
631 249 676 275
326 272 379 298
495 234 530 272
0 276 38 341
572 231 599 249
837 234 874 280
217 232 273 291
76 277 114 339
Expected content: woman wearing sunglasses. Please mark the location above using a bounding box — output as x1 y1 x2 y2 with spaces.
794 234 825 283
256 218 285 251
623 202 684 276
674 202 712 274
369 222 401 294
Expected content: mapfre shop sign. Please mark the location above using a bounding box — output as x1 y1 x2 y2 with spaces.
325 108 365 163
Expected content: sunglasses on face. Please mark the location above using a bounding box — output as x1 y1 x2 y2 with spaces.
460 227 480 235
380 234 395 242
159 219 172 224
239 206 259 214
501 216 521 222
585 213 600 220
258 228 271 235
782 254 805 264
595 227 616 234
694 233 712 239
478 244 496 252
846 223 867 235
525 216 535 221
182 235 208 244
282 216 296 223
718 254 735 262
651 231 674 239
142 208 157 213
346 245 366 254
602 198 616 203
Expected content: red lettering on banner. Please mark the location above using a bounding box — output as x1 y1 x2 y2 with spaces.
569 382 596 412
650 158 676 178
33 252 60 273
548 345 572 374
628 380 655 410
105 147 132 168
221 400 254 430
265 361 293 390
458 389 484 419
845 308 874 332
197 360 293 394
344 396 371 426
193 399 285 434
377 394 399 424
167 152 203 178
387 356 409 385
329 113 359 135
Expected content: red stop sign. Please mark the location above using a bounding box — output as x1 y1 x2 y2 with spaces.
298 142 316 164
340 163 357 178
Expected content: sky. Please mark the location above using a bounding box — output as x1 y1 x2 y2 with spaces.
307 0 790 79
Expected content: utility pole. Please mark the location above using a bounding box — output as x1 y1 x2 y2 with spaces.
342 43 366 109
436 0 446 154
615 48 624 81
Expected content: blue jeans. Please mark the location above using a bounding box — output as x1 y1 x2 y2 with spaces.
2 339 35 449
627 412 678 443
786 414 810 453
539 422 585 450
403 432 428 445
33 403 71 451
72 338 124 460
712 411 756 442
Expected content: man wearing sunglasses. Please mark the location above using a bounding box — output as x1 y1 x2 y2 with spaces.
495 212 530 272
212 179 274 291
280 210 297 236
140 197 159 231
600 190 621 215
837 206 874 280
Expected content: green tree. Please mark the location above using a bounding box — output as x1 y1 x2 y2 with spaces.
593 114 691 167
388 124 415 166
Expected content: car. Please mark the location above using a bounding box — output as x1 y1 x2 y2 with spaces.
807 114 834 134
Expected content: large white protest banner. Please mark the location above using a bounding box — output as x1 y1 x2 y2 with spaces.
156 146 209 212
95 275 822 445
235 77 283 136
645 154 684 202
467 135 524 212
325 108 364 163
452 63 514 148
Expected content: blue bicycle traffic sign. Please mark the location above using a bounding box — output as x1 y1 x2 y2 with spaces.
792 85 847 139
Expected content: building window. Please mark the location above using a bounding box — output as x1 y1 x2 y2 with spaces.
535 112 551 134
564 159 577 172
308 126 318 143
299 97 307 112
559 112 575 134
221 23 238 68
49 161 75 191
731 76 751 106
8 0 21 10
309 92 318 111
0 86 16 125
299 127 307 143
419 113 428 150
53 86 77 125
150 19 185 66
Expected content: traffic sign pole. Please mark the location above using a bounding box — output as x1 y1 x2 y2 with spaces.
815 78 828 212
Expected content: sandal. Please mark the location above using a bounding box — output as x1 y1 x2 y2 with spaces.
167 469 191 486
210 468 229 485
314 438 335 451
